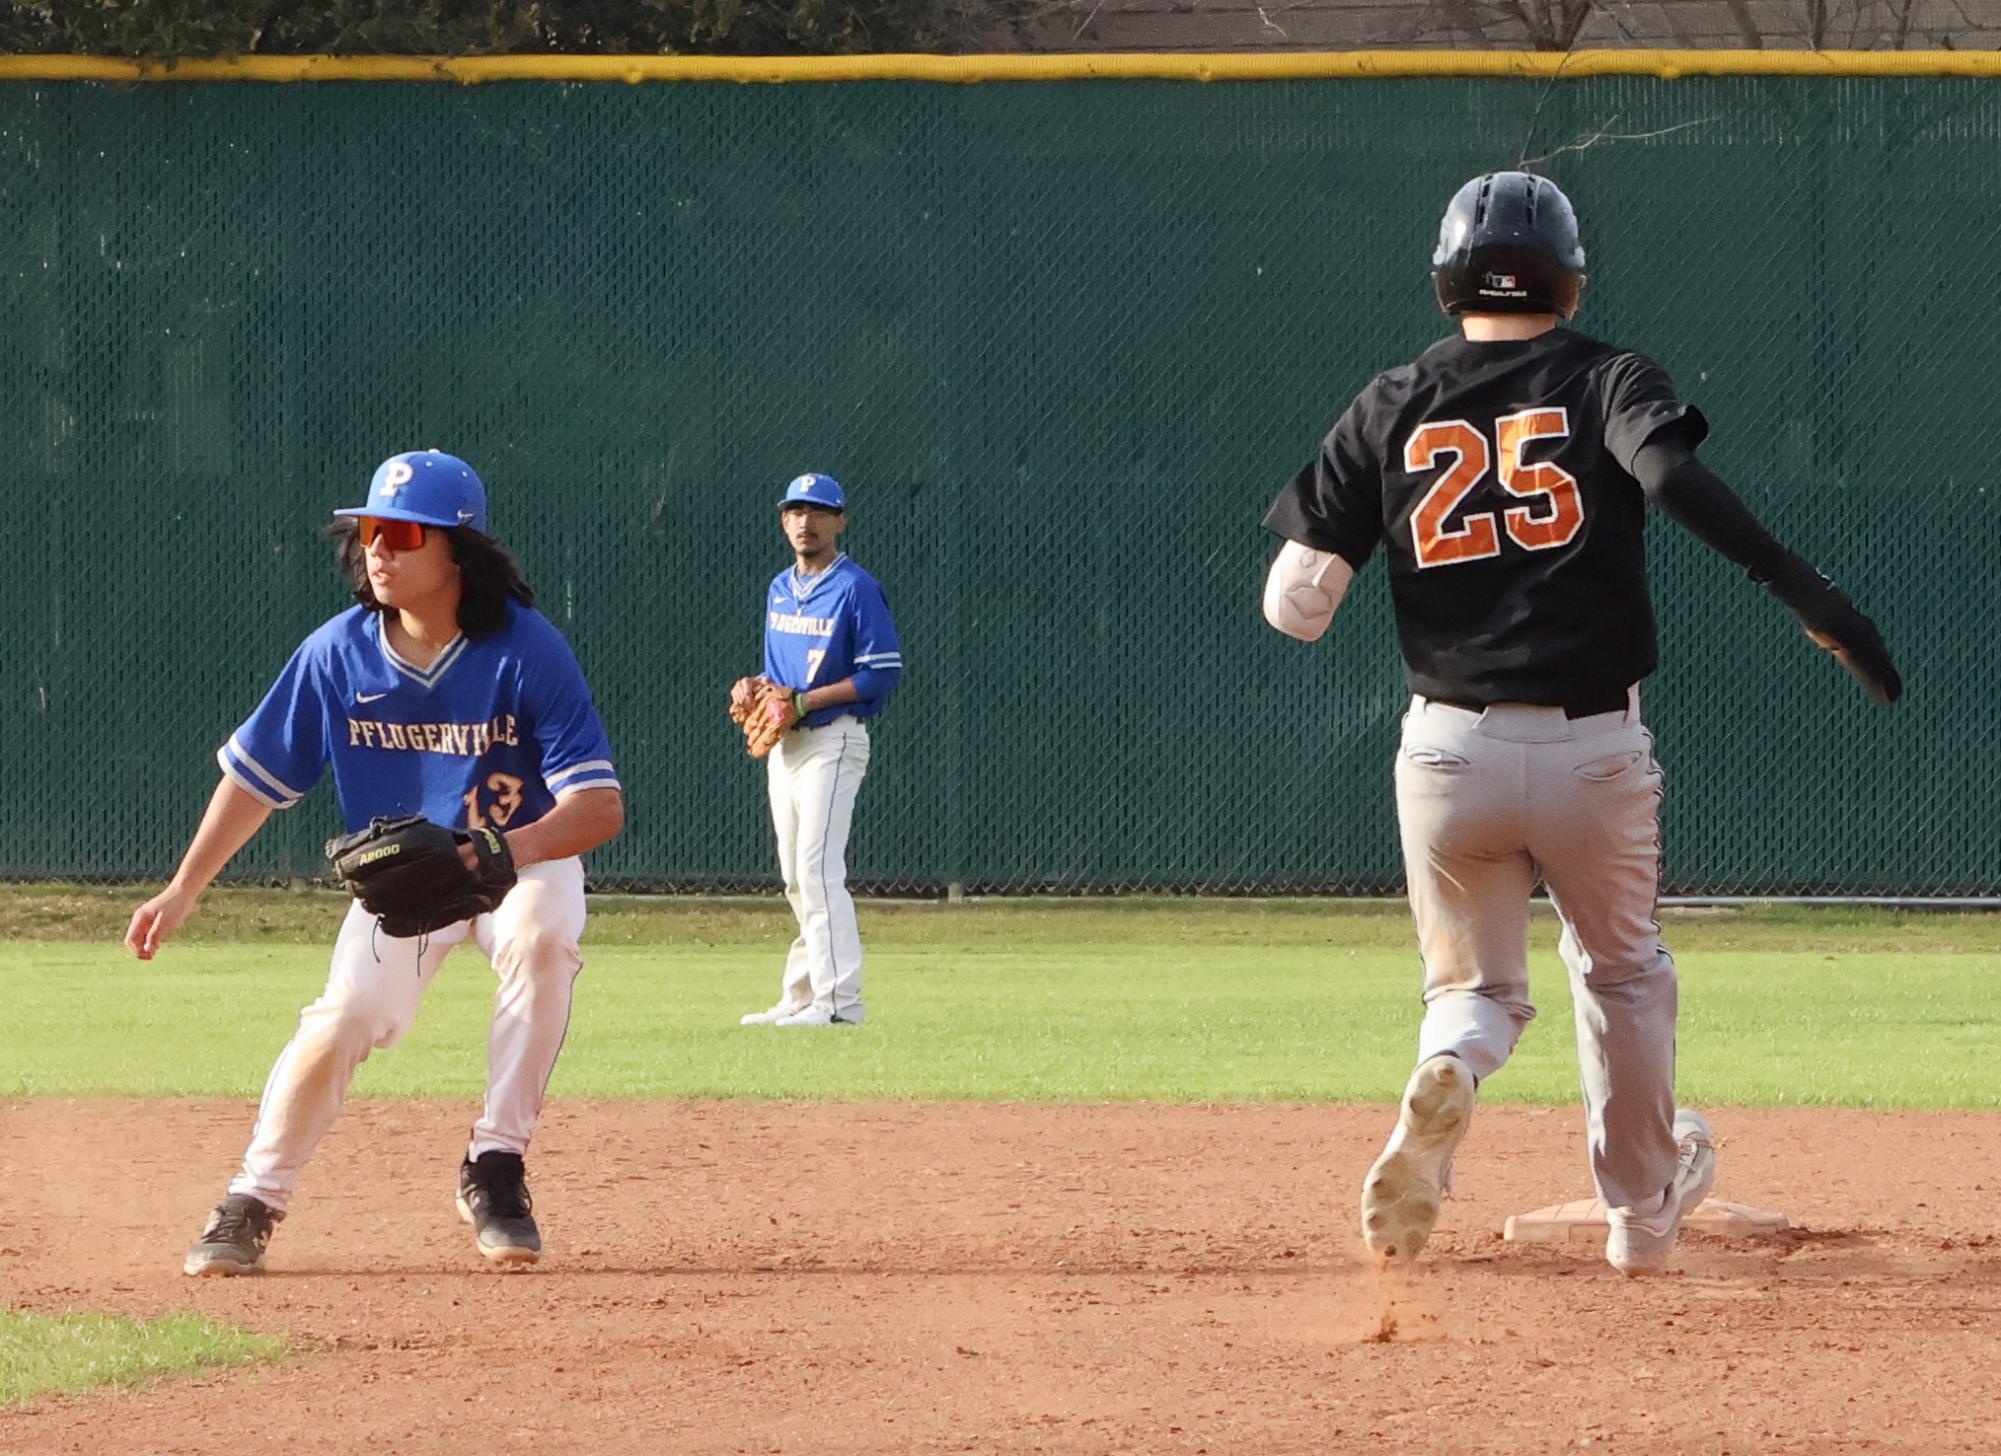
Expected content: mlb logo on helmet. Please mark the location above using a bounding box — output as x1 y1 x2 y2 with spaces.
778 472 846 510
333 450 488 532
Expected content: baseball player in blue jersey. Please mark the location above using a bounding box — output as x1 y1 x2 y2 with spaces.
731 473 902 1027
125 450 624 1274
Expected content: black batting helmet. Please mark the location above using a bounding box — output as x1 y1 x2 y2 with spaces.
1431 171 1587 318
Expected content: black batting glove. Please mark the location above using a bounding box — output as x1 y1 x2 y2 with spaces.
1752 553 1902 705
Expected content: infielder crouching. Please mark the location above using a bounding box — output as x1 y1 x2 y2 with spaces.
731 473 902 1027
126 451 624 1274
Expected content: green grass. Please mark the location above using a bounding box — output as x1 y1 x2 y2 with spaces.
7 887 1996 1106
14 883 2001 952
0 1310 283 1409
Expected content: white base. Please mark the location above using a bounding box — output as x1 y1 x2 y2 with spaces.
1503 1196 1789 1244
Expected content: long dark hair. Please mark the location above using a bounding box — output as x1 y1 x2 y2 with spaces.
327 519 535 637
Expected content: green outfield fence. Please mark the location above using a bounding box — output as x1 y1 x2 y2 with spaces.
0 55 1994 897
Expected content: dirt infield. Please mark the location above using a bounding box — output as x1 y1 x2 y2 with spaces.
3 1100 1998 1455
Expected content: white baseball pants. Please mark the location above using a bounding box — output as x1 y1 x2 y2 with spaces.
227 857 587 1213
765 716 871 1021
1394 691 1678 1213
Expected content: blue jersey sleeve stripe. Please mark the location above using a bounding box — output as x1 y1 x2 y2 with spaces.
217 752 288 808
216 744 298 809
553 774 622 799
228 737 307 802
221 734 306 804
546 758 618 791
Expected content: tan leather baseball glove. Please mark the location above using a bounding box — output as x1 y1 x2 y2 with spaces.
729 679 803 759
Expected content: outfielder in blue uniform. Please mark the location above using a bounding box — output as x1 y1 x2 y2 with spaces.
127 451 625 1274
732 473 902 1026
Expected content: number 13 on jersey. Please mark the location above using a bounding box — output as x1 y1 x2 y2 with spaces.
1406 408 1584 570
463 772 525 829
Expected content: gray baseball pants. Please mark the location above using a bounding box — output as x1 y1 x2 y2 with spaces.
1394 690 1678 1212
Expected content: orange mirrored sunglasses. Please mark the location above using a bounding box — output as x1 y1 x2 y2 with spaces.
357 517 427 551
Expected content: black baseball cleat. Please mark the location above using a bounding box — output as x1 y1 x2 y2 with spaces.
184 1193 282 1277
456 1151 542 1266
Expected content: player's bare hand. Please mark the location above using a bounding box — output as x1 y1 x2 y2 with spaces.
125 885 198 960
762 690 802 734
729 676 765 710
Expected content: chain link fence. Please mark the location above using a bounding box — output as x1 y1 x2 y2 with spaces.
0 73 1993 896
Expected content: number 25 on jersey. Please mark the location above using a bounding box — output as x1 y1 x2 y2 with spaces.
1406 409 1584 570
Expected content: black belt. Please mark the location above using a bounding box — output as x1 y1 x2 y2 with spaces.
1429 688 1628 720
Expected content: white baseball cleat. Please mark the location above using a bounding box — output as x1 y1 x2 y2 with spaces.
1361 1053 1476 1265
773 1006 863 1027
740 1003 806 1026
1606 1109 1717 1277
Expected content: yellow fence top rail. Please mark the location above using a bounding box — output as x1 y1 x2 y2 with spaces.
0 50 1998 84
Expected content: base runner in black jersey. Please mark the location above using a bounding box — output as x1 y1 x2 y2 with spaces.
1261 171 1900 1277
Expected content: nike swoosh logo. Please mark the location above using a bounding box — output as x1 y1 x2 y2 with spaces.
356 691 389 704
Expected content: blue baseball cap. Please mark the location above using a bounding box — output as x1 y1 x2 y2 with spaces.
778 472 846 511
333 450 488 532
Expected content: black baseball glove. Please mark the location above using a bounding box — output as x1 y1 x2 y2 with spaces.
325 815 517 937
1754 552 1902 705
